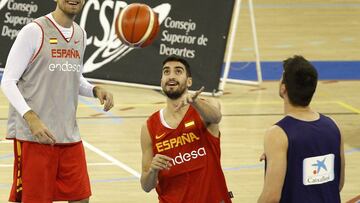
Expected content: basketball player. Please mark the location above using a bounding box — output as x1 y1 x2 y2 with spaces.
257 56 345 203
140 56 232 203
0 0 113 202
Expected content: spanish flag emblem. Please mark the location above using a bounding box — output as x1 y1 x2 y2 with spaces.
184 120 195 128
49 38 58 44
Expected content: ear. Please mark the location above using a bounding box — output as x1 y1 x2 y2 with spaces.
187 77 192 88
280 83 286 95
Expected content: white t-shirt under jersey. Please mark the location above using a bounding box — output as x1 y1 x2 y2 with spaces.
1 13 94 117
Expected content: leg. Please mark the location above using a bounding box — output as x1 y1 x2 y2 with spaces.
9 140 59 203
8 140 22 202
55 142 91 201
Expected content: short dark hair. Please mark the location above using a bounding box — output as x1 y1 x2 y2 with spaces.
162 55 192 77
282 55 318 107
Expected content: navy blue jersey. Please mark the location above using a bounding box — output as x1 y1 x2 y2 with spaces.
275 114 341 203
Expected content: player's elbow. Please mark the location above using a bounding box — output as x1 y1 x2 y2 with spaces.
208 112 222 124
265 194 281 203
141 183 153 193
260 197 280 203
142 187 152 193
339 179 344 192
140 177 154 193
258 192 281 203
267 197 280 203
0 77 11 92
214 113 222 123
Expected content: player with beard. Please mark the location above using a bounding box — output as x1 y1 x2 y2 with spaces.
140 56 232 203
1 0 113 202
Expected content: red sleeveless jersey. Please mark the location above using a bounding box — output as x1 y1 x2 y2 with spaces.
147 106 232 203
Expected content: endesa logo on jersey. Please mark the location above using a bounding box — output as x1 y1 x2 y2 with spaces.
48 61 81 72
170 147 206 166
303 153 335 186
48 48 81 72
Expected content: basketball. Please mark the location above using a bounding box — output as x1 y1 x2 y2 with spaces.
115 3 159 48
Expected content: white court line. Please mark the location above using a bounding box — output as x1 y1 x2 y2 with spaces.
0 140 140 177
1 139 139 178
88 162 115 166
82 140 141 178
0 140 12 144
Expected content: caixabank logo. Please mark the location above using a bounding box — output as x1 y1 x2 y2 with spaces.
303 154 335 186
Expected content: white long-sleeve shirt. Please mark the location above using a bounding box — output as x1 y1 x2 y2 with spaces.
1 13 94 117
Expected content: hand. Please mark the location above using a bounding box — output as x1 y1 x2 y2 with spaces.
259 152 266 162
175 86 205 111
150 154 173 172
93 86 114 111
23 111 56 145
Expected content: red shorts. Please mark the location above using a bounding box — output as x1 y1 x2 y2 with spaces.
9 140 91 203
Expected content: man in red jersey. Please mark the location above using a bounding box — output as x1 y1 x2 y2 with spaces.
140 55 232 203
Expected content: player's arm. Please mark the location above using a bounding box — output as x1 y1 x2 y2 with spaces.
176 86 222 124
175 86 221 137
140 123 172 192
258 125 288 203
328 117 345 191
192 96 221 137
330 117 346 192
192 96 222 124
92 85 114 112
78 74 114 112
79 68 114 112
339 128 345 192
79 74 94 97
0 23 56 144
78 29 114 112
1 23 37 117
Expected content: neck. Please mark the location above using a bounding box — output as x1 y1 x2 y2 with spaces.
284 99 317 119
165 92 188 113
52 9 75 28
285 103 311 114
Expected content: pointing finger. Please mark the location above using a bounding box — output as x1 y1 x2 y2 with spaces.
193 86 205 99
